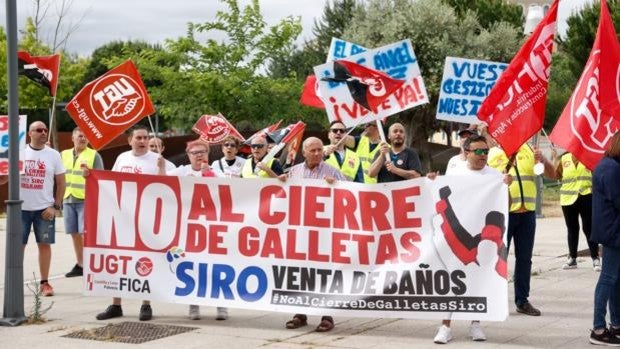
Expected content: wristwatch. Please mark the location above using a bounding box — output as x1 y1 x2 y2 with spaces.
53 203 61 210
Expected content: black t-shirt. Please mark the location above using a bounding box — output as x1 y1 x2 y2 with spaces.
373 147 422 182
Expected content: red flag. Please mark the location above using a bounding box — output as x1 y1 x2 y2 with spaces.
321 60 405 113
300 75 325 109
477 0 558 156
549 0 620 170
66 60 155 150
239 120 282 154
192 113 244 144
17 51 60 97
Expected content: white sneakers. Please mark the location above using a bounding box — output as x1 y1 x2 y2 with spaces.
469 321 487 341
434 325 453 344
189 305 200 320
433 322 486 344
562 257 577 269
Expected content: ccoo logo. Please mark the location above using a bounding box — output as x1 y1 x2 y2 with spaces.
89 74 147 126
569 50 619 153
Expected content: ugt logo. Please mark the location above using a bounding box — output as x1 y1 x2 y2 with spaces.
90 74 146 126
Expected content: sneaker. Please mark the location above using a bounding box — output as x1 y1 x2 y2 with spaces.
40 282 54 297
593 258 602 272
590 328 620 346
139 304 152 321
216 307 228 320
433 325 453 344
65 264 83 278
610 326 620 338
562 257 577 269
96 305 123 320
516 302 541 316
189 305 200 320
469 322 486 341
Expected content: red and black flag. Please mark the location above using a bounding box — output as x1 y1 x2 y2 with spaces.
17 51 61 97
321 60 404 113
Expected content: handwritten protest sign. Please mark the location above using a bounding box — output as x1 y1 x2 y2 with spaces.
314 39 429 127
437 57 508 124
84 171 508 321
327 38 368 62
0 115 27 174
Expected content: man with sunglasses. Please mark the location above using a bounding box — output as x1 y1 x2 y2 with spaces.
240 135 283 178
0 121 66 297
211 135 245 178
446 127 478 173
487 140 555 317
323 121 363 183
368 122 422 182
433 135 512 344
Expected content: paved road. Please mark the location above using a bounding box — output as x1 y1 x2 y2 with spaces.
0 217 600 348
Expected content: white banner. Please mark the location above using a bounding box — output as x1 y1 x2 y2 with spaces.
84 171 508 321
314 39 429 128
437 57 508 124
0 115 27 175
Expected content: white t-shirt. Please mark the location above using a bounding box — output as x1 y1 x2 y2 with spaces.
112 150 176 174
211 156 245 178
446 154 468 173
167 164 225 178
446 164 501 177
21 145 65 211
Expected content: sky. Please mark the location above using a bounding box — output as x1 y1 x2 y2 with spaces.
0 0 596 56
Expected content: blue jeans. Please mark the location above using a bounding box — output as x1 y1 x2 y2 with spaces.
507 211 536 306
593 245 620 330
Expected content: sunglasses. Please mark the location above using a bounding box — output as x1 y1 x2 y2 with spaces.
31 128 48 133
250 144 265 149
222 143 237 148
187 150 207 156
330 128 346 134
468 148 489 155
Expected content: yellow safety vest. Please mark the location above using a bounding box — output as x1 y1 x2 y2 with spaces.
356 136 380 184
559 153 592 206
324 147 361 182
241 158 275 178
488 144 537 212
61 147 97 200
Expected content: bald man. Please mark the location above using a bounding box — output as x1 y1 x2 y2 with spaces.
368 122 422 182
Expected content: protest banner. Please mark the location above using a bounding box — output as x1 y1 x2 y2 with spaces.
0 115 26 174
327 38 368 62
192 113 244 144
314 39 429 128
84 171 508 321
549 0 620 170
436 57 508 124
66 60 155 150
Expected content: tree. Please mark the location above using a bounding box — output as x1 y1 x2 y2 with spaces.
545 0 620 130
28 0 87 52
343 0 522 170
442 0 524 32
268 0 360 79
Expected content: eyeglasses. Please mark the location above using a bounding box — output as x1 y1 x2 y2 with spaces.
31 128 48 133
250 144 265 149
330 128 346 134
468 148 489 155
187 150 207 156
223 143 237 148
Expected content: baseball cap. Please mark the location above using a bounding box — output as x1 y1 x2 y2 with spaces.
457 128 478 137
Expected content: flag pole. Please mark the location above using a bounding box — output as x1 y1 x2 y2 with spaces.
147 115 162 154
375 119 391 162
47 55 61 144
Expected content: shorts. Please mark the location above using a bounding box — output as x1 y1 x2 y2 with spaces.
63 202 85 234
22 209 55 244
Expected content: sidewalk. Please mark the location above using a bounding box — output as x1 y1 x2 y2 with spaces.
0 217 599 348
